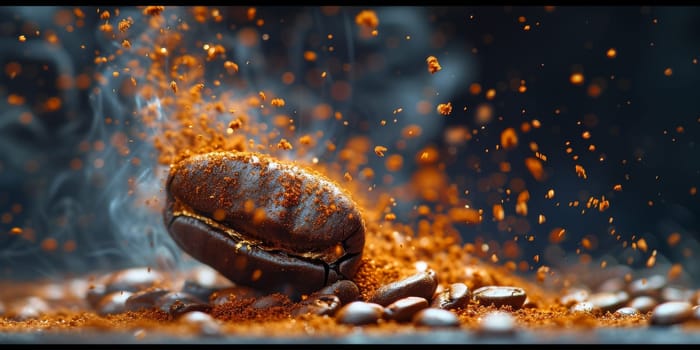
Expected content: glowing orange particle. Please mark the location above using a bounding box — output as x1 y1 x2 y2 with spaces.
525 157 545 181
374 145 388 157
10 227 23 235
570 73 585 85
277 138 293 150
437 102 452 116
426 56 442 74
271 98 285 108
575 164 587 179
664 67 673 76
500 128 518 150
606 48 617 58
492 204 505 221
143 6 164 16
613 184 622 191
355 10 379 29
224 61 239 74
18 35 26 42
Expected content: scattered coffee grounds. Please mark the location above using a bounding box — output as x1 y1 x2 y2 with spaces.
1 6 699 344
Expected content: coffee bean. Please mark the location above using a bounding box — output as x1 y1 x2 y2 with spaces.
627 296 658 313
472 286 527 310
181 280 222 303
588 292 628 313
335 301 384 325
558 288 590 307
125 289 170 312
179 311 220 336
368 270 438 306
650 301 694 325
522 297 538 309
614 307 640 316
430 283 470 310
628 275 666 298
478 311 516 335
96 291 134 316
251 293 291 309
87 267 165 307
155 292 207 314
292 294 341 318
385 296 429 323
660 286 693 302
313 280 359 305
570 302 595 314
164 151 366 296
412 308 460 328
209 286 261 305
597 277 627 293
9 297 50 321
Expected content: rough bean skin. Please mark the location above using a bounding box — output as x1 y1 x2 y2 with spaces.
164 151 365 297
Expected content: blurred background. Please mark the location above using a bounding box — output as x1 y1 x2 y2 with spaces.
0 6 698 287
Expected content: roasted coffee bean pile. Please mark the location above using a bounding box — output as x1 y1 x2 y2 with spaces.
1 264 699 338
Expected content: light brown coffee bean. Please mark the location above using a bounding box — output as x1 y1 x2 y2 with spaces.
385 296 429 323
430 283 469 310
96 291 134 316
368 270 438 307
628 275 666 298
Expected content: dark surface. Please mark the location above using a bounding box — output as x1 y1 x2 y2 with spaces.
2 327 700 344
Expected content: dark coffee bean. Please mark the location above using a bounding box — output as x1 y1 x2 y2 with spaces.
660 286 693 302
96 291 134 316
430 283 469 310
478 311 516 335
87 268 165 307
522 297 538 309
628 275 666 298
335 301 384 325
472 286 527 310
164 151 366 296
251 293 291 309
9 297 50 321
385 296 429 323
614 307 640 316
181 280 222 303
650 301 694 325
292 294 341 318
155 292 207 315
412 308 460 328
627 296 658 313
570 301 595 313
209 286 261 305
313 280 359 305
588 292 628 313
368 270 438 306
125 289 170 312
167 300 212 319
558 288 590 307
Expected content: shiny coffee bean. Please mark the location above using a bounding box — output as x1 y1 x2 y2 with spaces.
179 311 220 336
614 307 640 316
209 286 261 305
96 291 134 316
87 267 165 307
660 286 693 302
522 297 538 309
627 296 658 313
588 292 628 313
292 294 341 318
650 301 694 325
412 308 460 328
156 292 207 313
628 275 666 298
478 311 516 335
181 280 222 303
251 293 291 309
430 283 470 310
166 300 212 319
385 296 429 323
125 289 170 312
164 151 366 297
558 288 590 307
368 270 438 306
472 286 527 310
9 297 50 321
335 301 384 326
569 301 595 313
313 280 360 305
